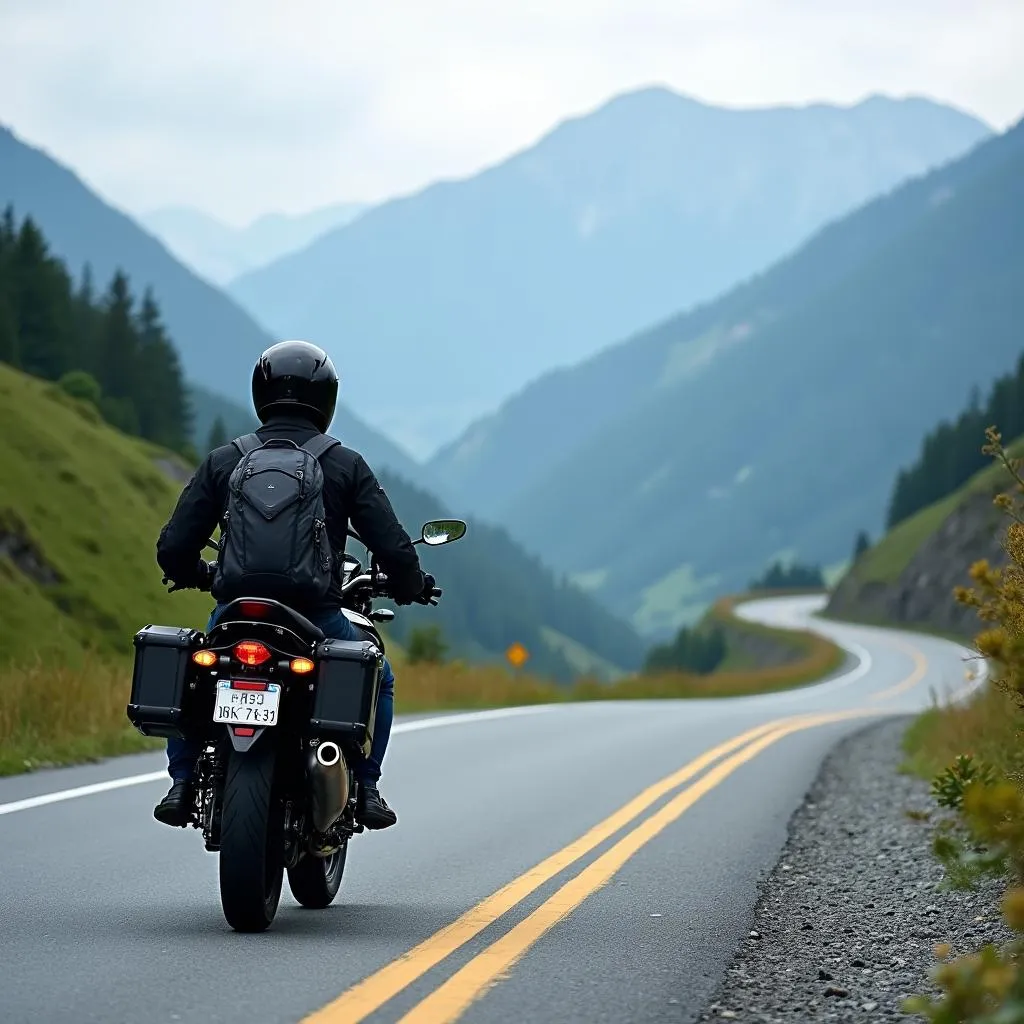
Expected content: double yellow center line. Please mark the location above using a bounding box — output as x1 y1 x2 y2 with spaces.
304 706 884 1023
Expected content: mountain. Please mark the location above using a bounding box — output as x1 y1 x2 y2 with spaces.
467 119 1024 636
0 125 422 483
230 88 991 457
141 202 369 285
0 362 643 681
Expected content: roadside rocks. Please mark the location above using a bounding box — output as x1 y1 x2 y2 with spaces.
698 718 1012 1023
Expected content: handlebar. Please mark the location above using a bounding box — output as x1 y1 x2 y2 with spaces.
341 571 442 606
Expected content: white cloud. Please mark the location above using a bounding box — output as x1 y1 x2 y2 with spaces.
1 0 1021 223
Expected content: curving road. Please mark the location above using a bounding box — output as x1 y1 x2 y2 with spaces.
0 596 983 1024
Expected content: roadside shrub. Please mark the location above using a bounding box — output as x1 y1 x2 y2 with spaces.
406 624 448 665
907 428 1024 1022
643 623 727 674
58 369 102 406
931 754 997 811
748 559 825 590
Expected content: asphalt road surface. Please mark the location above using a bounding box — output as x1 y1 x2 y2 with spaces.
0 596 982 1024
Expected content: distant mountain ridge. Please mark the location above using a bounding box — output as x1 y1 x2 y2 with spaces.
0 125 421 484
142 202 370 285
453 119 1024 636
229 88 991 456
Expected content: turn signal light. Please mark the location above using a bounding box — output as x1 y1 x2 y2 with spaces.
192 649 217 667
234 641 271 666
290 657 315 675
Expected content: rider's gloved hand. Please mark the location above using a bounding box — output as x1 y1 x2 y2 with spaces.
414 573 441 606
163 558 216 593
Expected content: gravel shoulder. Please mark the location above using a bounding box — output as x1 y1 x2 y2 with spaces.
699 718 1012 1023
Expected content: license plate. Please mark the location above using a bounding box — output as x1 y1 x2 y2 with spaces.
213 680 282 726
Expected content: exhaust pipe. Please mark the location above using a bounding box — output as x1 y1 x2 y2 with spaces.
307 740 350 833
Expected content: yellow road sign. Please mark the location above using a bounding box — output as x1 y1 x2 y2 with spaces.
505 642 529 669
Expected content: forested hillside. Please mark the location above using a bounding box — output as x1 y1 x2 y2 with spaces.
1 208 191 453
887 353 1024 527
491 120 1024 635
829 356 1024 634
827 436 1024 637
231 90 988 455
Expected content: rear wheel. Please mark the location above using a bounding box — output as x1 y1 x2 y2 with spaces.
218 743 284 932
287 841 348 909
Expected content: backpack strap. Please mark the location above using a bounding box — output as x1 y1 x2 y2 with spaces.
231 433 263 456
299 433 342 463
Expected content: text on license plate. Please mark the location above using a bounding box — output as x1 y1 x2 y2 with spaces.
213 680 282 726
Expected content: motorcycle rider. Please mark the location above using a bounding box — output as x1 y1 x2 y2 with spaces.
153 339 434 831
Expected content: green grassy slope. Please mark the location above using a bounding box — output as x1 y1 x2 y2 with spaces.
0 364 211 665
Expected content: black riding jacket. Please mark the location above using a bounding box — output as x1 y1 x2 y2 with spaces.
156 414 425 611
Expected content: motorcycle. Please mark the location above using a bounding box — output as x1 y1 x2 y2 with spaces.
126 518 467 932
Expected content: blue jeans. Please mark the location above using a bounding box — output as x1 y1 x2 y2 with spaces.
166 606 395 785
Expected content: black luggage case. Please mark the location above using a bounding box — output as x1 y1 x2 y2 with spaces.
310 639 383 757
127 625 204 739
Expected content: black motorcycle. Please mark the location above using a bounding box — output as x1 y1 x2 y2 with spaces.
127 518 467 932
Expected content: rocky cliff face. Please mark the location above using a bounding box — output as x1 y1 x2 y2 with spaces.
827 491 1008 638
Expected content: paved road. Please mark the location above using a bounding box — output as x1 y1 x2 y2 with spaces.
0 597 981 1024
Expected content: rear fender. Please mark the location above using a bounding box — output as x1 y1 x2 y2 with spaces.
226 725 269 754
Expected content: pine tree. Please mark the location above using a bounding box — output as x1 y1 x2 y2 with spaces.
0 211 16 364
887 355 1024 527
12 218 73 379
98 271 137 399
853 530 871 560
0 297 17 364
206 415 228 453
136 288 191 450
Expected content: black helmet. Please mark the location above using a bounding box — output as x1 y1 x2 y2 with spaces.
251 340 339 432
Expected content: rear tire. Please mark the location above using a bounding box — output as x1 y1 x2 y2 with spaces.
287 842 348 909
218 743 284 932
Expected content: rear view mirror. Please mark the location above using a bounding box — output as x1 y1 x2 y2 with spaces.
420 519 467 546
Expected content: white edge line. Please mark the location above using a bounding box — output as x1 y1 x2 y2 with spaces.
0 705 555 818
0 771 169 817
747 637 874 705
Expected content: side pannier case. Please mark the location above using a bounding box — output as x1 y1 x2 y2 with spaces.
310 639 383 758
127 625 204 739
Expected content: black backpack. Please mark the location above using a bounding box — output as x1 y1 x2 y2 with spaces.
213 433 341 604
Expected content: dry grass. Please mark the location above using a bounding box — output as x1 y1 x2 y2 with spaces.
0 601 845 775
0 656 160 775
902 685 1024 793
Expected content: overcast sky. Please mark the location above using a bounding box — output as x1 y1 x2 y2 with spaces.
2 0 1021 225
